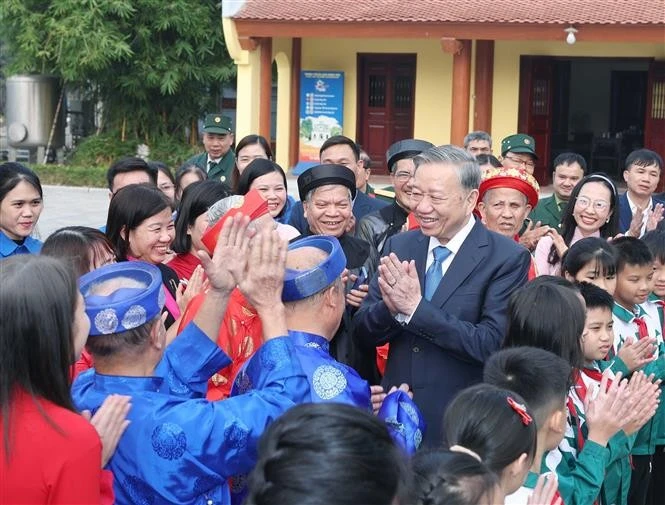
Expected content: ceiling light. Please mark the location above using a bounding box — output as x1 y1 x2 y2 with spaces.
564 26 578 45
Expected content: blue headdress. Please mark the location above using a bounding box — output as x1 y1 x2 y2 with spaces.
79 261 165 336
282 236 347 302
378 390 427 455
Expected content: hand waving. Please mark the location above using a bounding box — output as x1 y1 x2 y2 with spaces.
196 214 252 293
237 228 287 312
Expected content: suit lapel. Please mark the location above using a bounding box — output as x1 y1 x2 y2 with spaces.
618 193 631 232
430 221 488 306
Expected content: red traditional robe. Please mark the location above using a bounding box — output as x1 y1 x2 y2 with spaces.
178 288 263 400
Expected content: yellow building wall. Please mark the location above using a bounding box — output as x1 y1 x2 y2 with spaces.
491 41 665 151
300 38 453 150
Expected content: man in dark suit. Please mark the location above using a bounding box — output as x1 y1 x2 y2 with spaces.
353 145 531 445
617 149 665 237
289 135 387 233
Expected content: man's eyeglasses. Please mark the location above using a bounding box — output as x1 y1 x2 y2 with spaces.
393 171 413 181
504 155 535 169
575 196 610 212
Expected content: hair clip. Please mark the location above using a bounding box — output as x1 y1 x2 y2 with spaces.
507 397 533 426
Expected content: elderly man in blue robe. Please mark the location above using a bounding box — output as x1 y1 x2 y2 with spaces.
228 234 426 504
72 215 309 505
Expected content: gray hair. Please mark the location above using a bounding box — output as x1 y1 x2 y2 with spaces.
463 131 492 148
207 195 245 225
304 185 353 203
413 145 482 191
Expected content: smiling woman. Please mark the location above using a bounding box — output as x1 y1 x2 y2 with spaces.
105 183 181 328
0 162 44 258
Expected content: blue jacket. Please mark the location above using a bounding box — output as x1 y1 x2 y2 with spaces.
72 324 308 505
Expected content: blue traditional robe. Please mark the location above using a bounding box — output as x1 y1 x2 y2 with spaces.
72 323 308 505
228 330 372 504
232 330 372 408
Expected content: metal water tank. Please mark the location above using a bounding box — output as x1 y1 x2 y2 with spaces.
6 75 65 148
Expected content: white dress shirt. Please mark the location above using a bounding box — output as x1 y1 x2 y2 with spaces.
396 216 476 322
626 192 652 238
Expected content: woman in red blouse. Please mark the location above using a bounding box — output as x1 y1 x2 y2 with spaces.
0 255 129 504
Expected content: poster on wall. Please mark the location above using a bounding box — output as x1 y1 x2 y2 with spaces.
293 70 344 174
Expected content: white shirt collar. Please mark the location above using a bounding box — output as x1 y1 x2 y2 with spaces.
427 215 476 257
207 155 222 165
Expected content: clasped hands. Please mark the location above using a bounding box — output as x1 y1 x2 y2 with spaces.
378 253 422 317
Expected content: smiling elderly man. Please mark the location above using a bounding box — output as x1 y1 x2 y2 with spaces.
353 145 531 445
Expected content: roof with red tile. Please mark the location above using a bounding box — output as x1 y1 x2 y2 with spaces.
232 0 665 25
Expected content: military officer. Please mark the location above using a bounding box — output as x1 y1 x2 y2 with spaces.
182 114 235 183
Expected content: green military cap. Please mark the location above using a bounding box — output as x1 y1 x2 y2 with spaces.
203 114 232 135
501 134 538 159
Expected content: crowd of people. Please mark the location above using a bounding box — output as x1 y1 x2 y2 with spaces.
1 111 665 505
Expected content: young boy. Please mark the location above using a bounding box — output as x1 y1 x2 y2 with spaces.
639 230 665 505
611 237 665 505
485 346 630 505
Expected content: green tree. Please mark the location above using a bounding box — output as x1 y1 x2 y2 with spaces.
300 118 312 140
1 0 235 144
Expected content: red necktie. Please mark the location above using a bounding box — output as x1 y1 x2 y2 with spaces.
633 316 649 339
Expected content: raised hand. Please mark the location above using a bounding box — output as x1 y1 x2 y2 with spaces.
547 227 568 257
647 203 665 233
196 214 252 293
622 372 661 435
176 265 207 313
528 473 561 505
519 220 551 251
616 336 656 372
237 228 287 311
585 370 630 447
628 206 645 237
81 394 131 467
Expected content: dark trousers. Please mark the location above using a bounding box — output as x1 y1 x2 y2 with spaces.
647 446 665 505
629 455 652 505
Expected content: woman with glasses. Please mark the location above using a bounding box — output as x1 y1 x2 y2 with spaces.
534 174 619 276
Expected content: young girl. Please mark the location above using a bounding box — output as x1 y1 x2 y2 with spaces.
411 449 503 505
561 237 618 295
244 403 409 505
443 384 537 496
0 162 43 258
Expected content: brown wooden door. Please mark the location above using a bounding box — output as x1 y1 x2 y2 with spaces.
645 60 665 190
518 56 555 184
357 54 416 174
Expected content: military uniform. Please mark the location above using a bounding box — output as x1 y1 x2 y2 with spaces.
182 114 236 183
